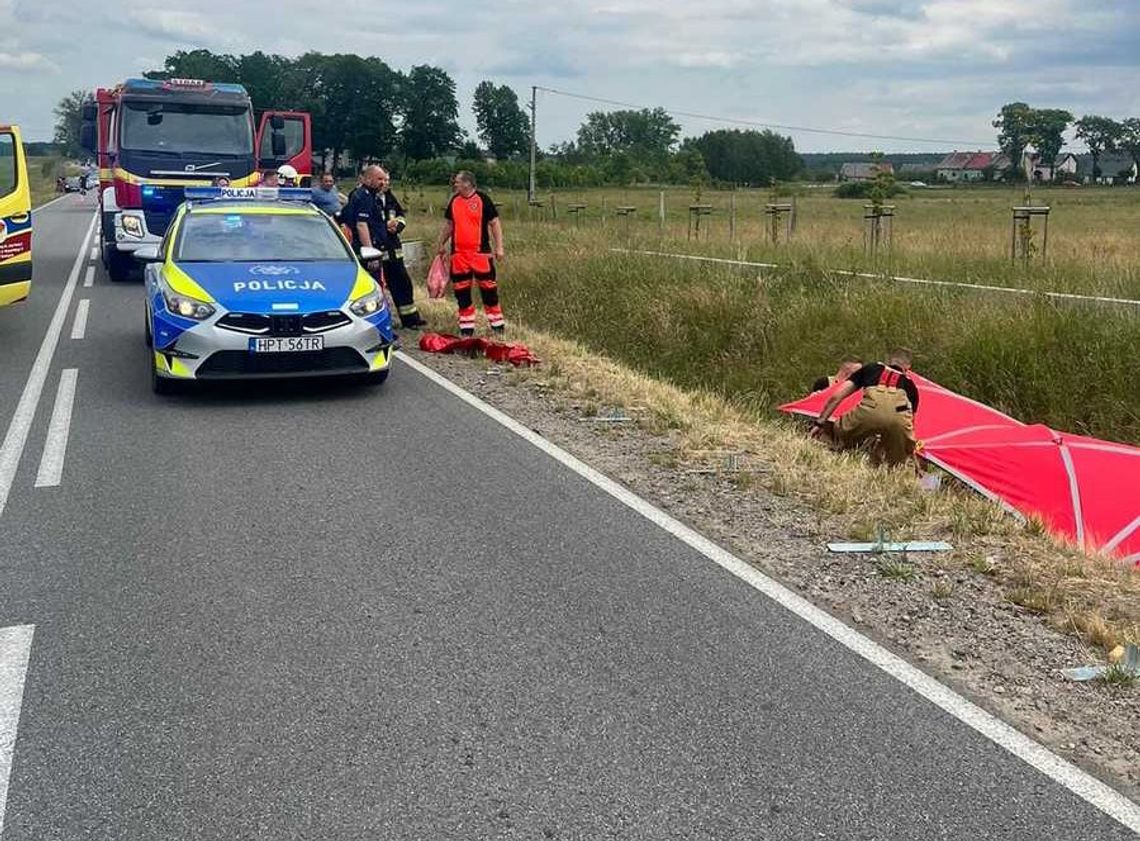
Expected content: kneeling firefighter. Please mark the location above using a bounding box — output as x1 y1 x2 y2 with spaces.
812 348 920 468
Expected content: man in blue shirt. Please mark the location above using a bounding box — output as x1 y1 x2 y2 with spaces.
311 171 345 218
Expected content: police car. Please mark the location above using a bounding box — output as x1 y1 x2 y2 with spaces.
139 187 394 394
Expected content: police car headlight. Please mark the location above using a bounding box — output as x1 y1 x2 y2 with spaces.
349 285 385 317
121 214 144 238
160 277 215 321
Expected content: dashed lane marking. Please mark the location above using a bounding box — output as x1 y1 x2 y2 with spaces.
34 368 79 488
0 624 34 837
0 213 96 518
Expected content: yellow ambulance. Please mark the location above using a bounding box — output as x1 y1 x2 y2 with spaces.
0 124 32 307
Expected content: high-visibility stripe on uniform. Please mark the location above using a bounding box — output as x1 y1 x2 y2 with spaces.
878 368 902 389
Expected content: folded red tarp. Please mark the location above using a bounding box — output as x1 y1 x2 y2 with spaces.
781 376 1140 563
419 332 540 367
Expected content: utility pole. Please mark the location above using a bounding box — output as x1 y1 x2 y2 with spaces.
528 86 537 203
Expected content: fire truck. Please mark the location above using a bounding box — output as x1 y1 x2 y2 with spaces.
81 78 311 281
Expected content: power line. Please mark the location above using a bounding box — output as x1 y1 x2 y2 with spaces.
536 86 996 148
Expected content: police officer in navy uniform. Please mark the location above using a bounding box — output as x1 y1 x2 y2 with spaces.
345 165 425 330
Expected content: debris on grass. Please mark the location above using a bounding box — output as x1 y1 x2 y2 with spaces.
1061 644 1139 683
829 540 953 553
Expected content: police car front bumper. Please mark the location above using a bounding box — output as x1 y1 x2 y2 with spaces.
153 307 394 381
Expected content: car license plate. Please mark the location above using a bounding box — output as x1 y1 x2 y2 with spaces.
249 336 324 353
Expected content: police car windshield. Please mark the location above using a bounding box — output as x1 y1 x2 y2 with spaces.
176 211 352 263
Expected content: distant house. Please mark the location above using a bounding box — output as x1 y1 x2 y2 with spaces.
1021 151 1078 183
1054 153 1078 180
936 151 1009 182
1076 153 1138 185
839 161 893 182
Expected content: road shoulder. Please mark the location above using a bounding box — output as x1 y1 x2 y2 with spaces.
399 338 1140 801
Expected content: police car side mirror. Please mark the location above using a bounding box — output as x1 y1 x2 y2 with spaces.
135 244 163 263
359 246 383 262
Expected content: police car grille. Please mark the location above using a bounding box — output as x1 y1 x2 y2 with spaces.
217 313 270 335
196 348 368 378
269 315 303 336
302 311 351 333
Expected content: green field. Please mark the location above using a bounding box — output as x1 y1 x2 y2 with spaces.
27 155 76 207
396 183 1140 444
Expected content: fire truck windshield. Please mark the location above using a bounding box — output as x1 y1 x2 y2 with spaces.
120 102 252 156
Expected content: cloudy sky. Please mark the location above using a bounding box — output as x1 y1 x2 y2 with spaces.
3 0 1138 152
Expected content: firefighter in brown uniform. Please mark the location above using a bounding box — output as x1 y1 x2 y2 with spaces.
812 348 920 467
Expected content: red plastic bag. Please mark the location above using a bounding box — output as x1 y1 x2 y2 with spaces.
427 255 449 299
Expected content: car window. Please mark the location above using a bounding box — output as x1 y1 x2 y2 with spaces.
0 133 16 198
176 210 352 263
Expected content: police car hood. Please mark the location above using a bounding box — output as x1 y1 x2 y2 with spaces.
179 261 360 313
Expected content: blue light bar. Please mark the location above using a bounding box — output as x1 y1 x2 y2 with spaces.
183 187 313 203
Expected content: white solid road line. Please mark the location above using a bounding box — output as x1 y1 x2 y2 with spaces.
35 369 79 488
0 213 96 518
82 266 94 289
32 194 70 212
0 624 34 838
70 299 90 340
396 352 1140 835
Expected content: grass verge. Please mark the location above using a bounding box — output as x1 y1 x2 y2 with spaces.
410 289 1139 656
494 236 1139 443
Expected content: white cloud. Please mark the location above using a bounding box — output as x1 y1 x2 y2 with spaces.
674 52 740 69
127 9 216 42
0 50 57 73
2 0 1139 148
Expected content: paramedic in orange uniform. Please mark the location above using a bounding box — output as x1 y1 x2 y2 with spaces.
435 170 505 336
812 348 920 467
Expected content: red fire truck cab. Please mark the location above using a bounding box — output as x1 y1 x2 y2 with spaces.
81 78 312 281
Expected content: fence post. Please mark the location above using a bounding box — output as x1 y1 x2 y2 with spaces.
730 191 737 243
658 191 665 235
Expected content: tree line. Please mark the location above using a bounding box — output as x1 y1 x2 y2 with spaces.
993 102 1140 181
52 49 804 189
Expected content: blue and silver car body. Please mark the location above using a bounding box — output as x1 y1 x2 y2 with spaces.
142 188 394 392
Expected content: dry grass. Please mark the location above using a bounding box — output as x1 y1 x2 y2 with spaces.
409 290 1140 653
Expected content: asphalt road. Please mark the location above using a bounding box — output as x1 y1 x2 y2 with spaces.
0 197 1136 840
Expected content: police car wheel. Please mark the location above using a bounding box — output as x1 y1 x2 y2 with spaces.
107 249 133 283
362 369 389 387
150 354 179 395
152 371 178 396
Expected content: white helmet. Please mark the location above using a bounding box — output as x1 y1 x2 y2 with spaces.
276 164 299 183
